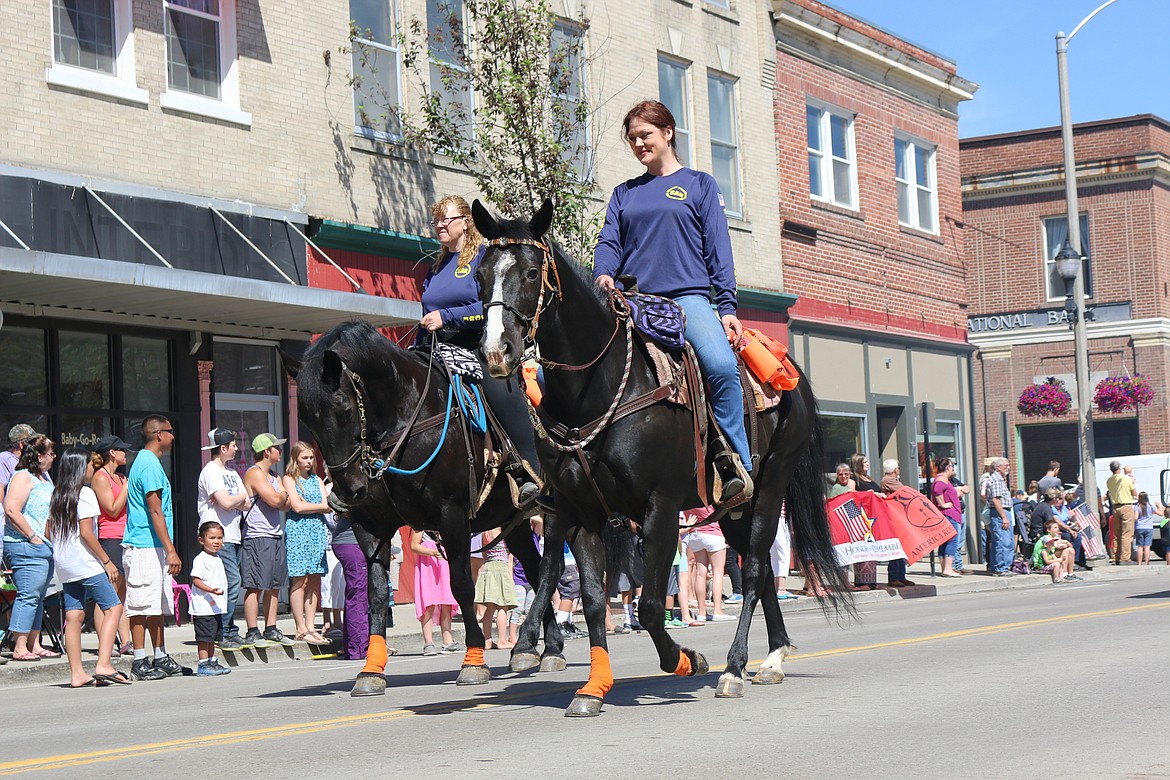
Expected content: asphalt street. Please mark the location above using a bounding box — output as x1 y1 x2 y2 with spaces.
3 576 1169 779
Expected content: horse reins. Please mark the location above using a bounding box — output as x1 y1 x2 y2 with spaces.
483 236 562 348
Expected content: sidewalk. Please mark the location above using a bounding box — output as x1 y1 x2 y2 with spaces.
2 559 1166 688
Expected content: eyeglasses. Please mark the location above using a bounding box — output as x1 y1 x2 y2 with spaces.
156 429 175 436
431 215 466 228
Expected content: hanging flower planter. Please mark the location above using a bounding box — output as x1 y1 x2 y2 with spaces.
1017 377 1073 417
1093 374 1155 413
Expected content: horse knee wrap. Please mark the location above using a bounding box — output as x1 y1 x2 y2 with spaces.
575 647 614 699
673 650 693 677
463 647 486 667
361 635 389 675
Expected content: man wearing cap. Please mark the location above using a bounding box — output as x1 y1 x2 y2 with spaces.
123 415 183 680
196 428 249 650
240 432 294 648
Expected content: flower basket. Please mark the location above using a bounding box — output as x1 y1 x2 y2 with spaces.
1093 374 1154 413
1017 377 1072 417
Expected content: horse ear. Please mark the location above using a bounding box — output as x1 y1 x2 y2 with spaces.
278 347 302 379
471 199 500 240
531 198 554 237
322 349 344 390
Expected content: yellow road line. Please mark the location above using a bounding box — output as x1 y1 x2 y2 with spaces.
4 598 1167 775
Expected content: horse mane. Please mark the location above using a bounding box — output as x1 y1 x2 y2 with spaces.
298 320 403 404
549 242 612 315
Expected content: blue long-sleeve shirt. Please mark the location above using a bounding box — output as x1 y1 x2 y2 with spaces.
593 168 738 317
419 245 486 348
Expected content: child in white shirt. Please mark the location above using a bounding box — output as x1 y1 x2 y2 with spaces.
191 521 231 676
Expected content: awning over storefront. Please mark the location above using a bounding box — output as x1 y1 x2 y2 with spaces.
0 246 420 339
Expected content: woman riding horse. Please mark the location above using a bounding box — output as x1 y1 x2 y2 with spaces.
420 195 541 507
594 100 752 502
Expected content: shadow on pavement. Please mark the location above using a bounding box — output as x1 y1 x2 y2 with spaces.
1125 590 1170 599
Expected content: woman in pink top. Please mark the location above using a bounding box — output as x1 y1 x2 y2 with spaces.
89 435 131 652
682 506 734 622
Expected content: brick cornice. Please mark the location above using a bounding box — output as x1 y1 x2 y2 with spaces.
962 152 1170 201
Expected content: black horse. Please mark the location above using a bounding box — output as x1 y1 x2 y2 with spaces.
471 200 851 717
281 321 565 697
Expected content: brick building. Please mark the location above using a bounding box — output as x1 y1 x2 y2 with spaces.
770 0 979 491
961 114 1170 486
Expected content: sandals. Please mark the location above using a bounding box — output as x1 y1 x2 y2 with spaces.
10 652 41 662
776 592 800 601
34 648 62 659
70 677 108 688
94 671 133 685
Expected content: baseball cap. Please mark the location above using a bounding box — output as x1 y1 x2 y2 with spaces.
8 424 43 445
251 432 287 453
201 428 238 451
92 435 131 453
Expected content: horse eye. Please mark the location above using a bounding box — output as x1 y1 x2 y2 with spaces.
525 267 540 281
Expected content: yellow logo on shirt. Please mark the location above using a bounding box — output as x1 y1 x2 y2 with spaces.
666 186 688 201
454 264 471 278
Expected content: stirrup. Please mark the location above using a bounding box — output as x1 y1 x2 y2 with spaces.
714 453 754 504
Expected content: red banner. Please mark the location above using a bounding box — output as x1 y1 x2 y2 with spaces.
826 487 956 567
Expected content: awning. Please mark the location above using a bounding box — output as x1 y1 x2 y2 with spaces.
0 246 420 339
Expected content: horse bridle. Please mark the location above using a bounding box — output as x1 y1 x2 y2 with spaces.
483 236 562 348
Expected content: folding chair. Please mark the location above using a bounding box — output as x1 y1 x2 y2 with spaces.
0 559 65 654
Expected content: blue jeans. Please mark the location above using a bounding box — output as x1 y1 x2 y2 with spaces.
4 539 54 633
676 295 752 472
887 558 907 582
986 512 1013 572
220 541 242 638
954 514 967 570
941 518 962 558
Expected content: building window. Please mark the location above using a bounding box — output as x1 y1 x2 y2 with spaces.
550 21 589 178
807 103 856 209
821 412 867 480
427 0 473 139
707 73 741 215
895 136 937 233
657 56 691 167
46 0 146 104
918 420 959 491
351 0 403 139
1043 214 1092 301
160 0 250 126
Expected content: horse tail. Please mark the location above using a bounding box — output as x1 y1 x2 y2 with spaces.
785 376 856 620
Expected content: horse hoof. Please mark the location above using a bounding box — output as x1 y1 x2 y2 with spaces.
456 664 492 686
539 655 567 673
753 667 785 685
564 695 603 718
692 651 710 676
350 673 386 697
510 652 541 673
714 672 745 698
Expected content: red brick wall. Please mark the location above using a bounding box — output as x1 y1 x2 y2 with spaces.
774 49 968 344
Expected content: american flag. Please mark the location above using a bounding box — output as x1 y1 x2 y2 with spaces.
1070 504 1105 558
833 498 871 543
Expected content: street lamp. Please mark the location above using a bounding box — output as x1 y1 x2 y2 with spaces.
1054 239 1083 321
1056 0 1116 567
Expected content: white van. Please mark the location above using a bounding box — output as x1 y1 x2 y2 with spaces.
1093 454 1170 558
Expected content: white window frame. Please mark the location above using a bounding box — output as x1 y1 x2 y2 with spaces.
820 410 869 479
657 55 692 168
707 71 743 218
551 20 589 180
426 0 474 142
1042 213 1093 302
895 134 938 234
806 101 857 210
45 0 147 105
350 0 405 142
160 0 251 127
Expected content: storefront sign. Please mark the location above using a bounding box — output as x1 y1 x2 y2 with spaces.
968 301 1132 333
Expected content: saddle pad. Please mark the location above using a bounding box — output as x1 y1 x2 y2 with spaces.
430 342 483 380
740 357 782 412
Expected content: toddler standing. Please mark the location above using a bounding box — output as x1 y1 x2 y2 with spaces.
475 528 517 650
191 522 231 676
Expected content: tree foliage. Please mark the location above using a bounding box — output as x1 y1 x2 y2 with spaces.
350 0 602 260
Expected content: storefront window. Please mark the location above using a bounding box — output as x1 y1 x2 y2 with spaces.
123 336 172 411
0 326 49 407
918 420 959 489
822 413 867 478
59 330 111 409
214 341 278 395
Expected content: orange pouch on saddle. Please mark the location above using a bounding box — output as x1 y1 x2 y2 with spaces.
738 328 800 392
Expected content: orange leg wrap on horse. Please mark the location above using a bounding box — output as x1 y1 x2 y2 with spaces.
463 647 486 667
575 647 614 699
673 650 693 677
361 635 389 675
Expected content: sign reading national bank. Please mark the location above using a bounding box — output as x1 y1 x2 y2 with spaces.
968 301 1132 334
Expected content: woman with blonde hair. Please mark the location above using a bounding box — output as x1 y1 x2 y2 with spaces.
282 441 330 643
417 195 540 506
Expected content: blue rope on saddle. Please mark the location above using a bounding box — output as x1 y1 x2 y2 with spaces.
372 381 454 476
453 374 487 435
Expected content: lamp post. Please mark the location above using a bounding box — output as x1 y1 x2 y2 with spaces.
1057 0 1116 565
